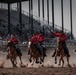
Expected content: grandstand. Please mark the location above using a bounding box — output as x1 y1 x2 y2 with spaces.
0 7 74 47
0 0 75 45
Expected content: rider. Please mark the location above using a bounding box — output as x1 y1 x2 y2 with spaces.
7 34 22 58
36 32 47 56
51 30 70 57
31 33 43 55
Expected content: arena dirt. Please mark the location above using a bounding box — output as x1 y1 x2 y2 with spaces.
0 45 76 75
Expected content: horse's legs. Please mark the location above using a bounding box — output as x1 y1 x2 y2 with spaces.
55 56 57 64
67 56 69 65
29 55 32 62
10 59 16 67
59 56 64 67
42 55 44 62
58 56 61 66
61 57 64 67
66 56 71 67
31 58 35 65
40 57 42 64
36 58 39 63
19 55 23 64
14 58 17 65
58 58 61 66
55 48 58 64
40 55 44 63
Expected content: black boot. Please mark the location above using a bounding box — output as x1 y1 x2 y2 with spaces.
67 52 70 57
52 49 56 57
43 49 47 57
16 48 22 56
43 52 47 57
65 50 70 57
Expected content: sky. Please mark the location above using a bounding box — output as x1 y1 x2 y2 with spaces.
0 0 76 38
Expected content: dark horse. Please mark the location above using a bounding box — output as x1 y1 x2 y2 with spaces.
7 41 23 67
55 37 70 67
29 41 45 65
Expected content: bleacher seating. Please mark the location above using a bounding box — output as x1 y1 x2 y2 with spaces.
0 8 74 44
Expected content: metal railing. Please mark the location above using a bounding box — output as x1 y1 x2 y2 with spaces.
0 8 73 40
13 7 71 34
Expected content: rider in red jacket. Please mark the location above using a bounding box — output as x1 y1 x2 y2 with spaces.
36 33 47 56
7 34 22 59
51 31 67 42
51 30 70 57
10 37 18 45
28 34 37 55
37 33 45 43
31 34 38 44
31 33 44 55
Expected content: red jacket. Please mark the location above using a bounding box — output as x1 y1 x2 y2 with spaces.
36 34 45 43
52 32 67 42
31 36 38 44
10 37 18 44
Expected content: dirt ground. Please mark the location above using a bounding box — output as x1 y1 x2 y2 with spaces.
0 67 76 75
0 45 76 75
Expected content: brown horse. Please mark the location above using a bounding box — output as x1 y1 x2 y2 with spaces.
29 41 44 65
7 41 23 67
55 37 70 67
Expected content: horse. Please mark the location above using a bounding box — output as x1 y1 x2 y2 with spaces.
54 37 70 67
28 41 44 65
7 41 23 67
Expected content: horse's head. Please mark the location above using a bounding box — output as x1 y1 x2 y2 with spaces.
7 41 16 56
28 40 31 48
57 37 63 50
30 41 38 53
7 41 15 48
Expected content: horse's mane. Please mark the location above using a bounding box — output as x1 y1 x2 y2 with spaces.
30 42 38 51
7 41 15 48
57 37 63 50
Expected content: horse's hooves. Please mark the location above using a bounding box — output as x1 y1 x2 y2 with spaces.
41 64 44 67
31 63 33 66
58 64 61 66
29 59 32 62
61 65 64 67
68 64 71 68
40 62 42 64
20 64 26 68
13 65 17 67
36 61 39 64
21 62 23 64
41 59 44 62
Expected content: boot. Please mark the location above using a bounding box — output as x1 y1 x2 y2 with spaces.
67 52 70 57
44 54 47 57
16 48 22 56
43 49 47 57
65 50 70 57
52 50 56 57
